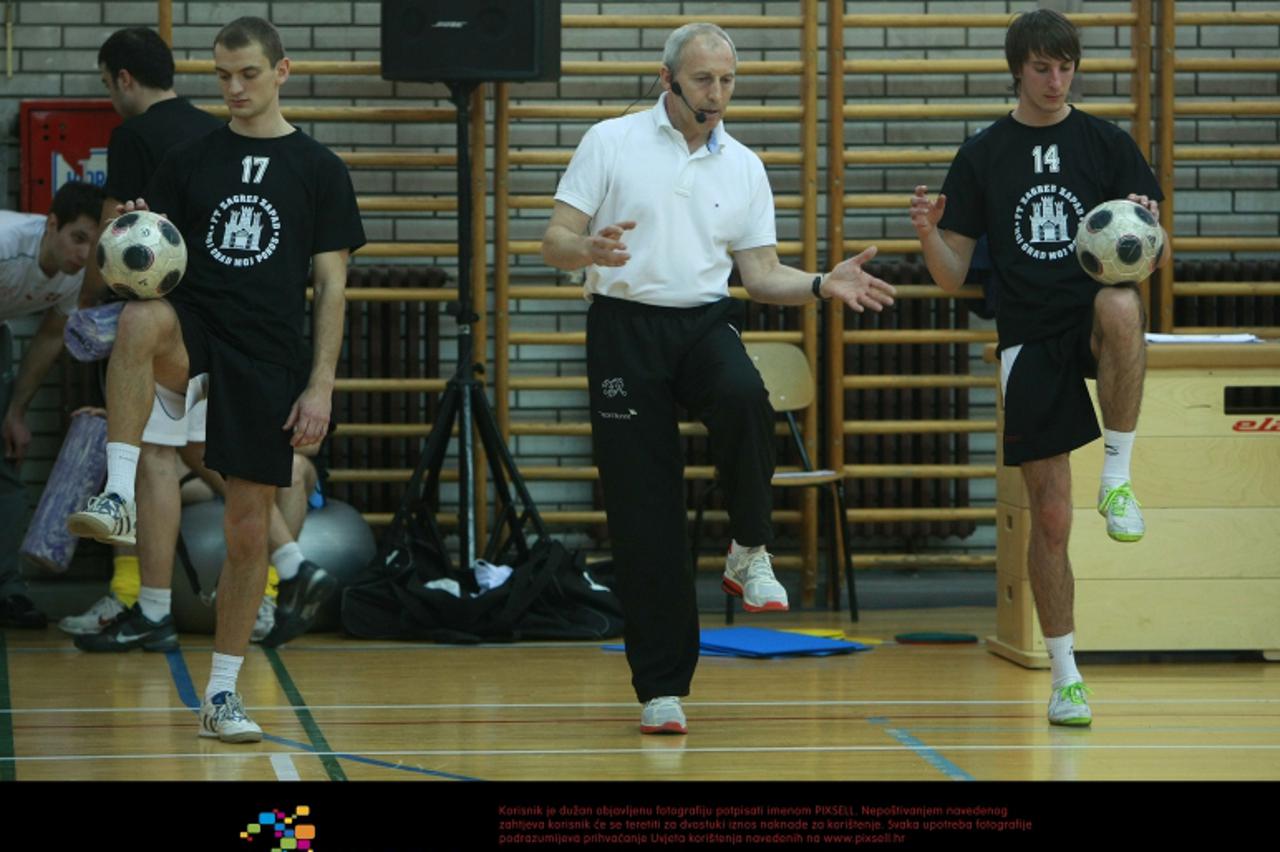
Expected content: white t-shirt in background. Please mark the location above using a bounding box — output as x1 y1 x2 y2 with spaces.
0 211 82 321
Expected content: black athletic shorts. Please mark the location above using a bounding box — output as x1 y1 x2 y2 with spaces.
1001 312 1100 466
173 302 306 487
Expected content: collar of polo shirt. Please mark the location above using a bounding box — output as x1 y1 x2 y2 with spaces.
654 92 722 154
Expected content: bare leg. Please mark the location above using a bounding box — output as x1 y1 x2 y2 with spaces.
135 443 180 590
1025 454 1094 724
274 454 318 544
213 477 275 657
106 301 191 444
1021 454 1075 638
176 442 223 502
1091 285 1145 431
260 454 331 647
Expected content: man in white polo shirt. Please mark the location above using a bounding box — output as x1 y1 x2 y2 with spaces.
542 23 896 735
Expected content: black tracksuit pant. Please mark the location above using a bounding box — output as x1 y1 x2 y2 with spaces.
587 295 775 702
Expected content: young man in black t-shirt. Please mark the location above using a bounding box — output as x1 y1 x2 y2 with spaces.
70 27 333 652
909 10 1168 728
69 17 365 743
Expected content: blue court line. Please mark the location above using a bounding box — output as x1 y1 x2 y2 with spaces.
261 733 481 781
164 649 201 710
164 647 480 781
868 716 975 781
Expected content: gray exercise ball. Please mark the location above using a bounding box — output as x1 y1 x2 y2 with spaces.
170 499 376 634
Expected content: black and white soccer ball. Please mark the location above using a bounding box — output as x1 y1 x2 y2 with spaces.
96 210 187 299
1075 199 1166 286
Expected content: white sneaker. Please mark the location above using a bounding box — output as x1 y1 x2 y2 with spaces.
58 594 127 636
1048 681 1093 727
250 596 276 644
722 547 789 612
67 492 137 546
640 696 687 735
1098 482 1144 542
199 691 263 743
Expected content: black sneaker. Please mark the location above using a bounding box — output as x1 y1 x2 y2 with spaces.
74 603 178 652
0 594 47 629
261 561 335 647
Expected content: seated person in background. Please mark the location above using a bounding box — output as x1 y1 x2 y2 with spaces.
63 401 330 649
0 181 105 629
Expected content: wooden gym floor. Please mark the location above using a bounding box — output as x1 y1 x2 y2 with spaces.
3 606 1279 783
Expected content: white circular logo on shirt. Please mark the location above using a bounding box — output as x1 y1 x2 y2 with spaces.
205 194 281 268
1013 184 1086 262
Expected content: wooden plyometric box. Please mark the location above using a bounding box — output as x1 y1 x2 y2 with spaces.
991 343 1280 668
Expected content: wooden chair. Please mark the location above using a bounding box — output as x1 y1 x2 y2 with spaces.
689 342 857 623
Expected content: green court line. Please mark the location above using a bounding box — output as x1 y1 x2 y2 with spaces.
0 633 14 781
262 647 346 781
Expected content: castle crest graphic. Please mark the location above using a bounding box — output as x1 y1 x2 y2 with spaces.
1012 184 1086 262
206 194 282 268
220 206 265 252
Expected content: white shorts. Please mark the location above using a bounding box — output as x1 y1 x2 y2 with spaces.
141 374 210 447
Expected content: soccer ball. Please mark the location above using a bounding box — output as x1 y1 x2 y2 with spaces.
96 210 187 299
1074 199 1166 286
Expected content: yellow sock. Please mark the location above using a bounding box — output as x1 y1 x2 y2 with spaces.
266 566 280 601
111 554 141 607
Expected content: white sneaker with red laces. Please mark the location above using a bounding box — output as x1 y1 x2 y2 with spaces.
722 547 789 612
58 594 127 636
640 696 687 735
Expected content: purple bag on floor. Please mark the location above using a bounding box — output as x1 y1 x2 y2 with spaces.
21 411 108 573
64 301 125 362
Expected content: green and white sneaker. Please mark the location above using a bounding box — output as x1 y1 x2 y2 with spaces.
199 691 263 743
1048 682 1093 727
1098 482 1144 542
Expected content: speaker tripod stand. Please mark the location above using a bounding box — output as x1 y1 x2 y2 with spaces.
380 81 547 573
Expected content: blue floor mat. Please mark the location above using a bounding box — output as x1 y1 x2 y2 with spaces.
604 627 871 659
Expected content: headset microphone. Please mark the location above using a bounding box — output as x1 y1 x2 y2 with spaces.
670 81 707 124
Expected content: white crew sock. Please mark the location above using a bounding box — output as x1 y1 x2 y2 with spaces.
730 540 766 555
271 542 306 581
1044 632 1083 689
205 653 244 700
1100 429 1136 490
137 586 171 622
105 442 141 503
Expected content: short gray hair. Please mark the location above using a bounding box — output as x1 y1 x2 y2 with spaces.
662 23 737 76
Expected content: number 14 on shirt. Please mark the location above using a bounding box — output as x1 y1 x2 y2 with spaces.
1032 144 1060 174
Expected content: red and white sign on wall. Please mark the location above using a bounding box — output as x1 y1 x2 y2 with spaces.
19 99 121 213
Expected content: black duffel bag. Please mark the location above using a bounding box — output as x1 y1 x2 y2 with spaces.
341 536 623 644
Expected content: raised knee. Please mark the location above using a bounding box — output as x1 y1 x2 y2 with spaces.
720 374 770 415
1094 286 1144 330
117 299 174 346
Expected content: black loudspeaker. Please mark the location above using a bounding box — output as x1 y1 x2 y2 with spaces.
380 0 561 83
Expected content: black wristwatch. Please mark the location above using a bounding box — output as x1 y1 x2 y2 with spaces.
812 274 828 300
